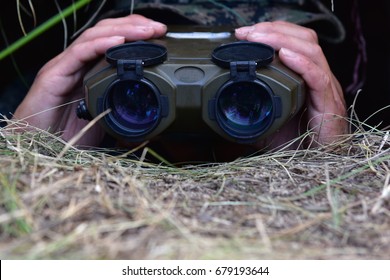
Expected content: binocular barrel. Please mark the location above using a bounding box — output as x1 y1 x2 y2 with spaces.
78 30 305 144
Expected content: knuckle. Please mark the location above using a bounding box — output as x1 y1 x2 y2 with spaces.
253 21 274 32
305 28 319 43
266 32 283 43
310 43 323 58
318 71 332 89
128 14 145 21
95 18 113 26
67 41 89 58
81 27 95 39
109 24 121 34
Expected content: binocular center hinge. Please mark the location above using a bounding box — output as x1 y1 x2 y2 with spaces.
229 61 257 81
117 59 144 80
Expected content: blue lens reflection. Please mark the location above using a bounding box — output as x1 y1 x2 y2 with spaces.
218 81 273 133
108 80 159 131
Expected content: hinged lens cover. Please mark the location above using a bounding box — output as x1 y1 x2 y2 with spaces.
212 41 274 68
106 41 167 67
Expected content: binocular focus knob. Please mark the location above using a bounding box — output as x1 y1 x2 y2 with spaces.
76 100 92 120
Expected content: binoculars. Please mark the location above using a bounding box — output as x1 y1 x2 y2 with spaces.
77 28 305 144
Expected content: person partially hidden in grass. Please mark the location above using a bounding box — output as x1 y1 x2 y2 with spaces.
11 1 348 162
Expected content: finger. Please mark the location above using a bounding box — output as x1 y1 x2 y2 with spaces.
235 21 318 44
76 14 166 43
280 47 331 112
237 30 329 71
95 14 158 27
279 48 330 96
279 48 347 143
279 47 346 114
74 22 166 44
66 36 125 67
235 21 327 69
40 36 125 93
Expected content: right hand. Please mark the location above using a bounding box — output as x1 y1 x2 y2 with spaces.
235 21 348 148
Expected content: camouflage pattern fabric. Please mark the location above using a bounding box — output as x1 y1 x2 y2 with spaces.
113 0 345 43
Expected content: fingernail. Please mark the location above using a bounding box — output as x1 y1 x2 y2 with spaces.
235 26 254 36
149 21 167 29
136 25 153 32
110 36 125 41
108 36 125 43
280 47 297 58
248 32 267 38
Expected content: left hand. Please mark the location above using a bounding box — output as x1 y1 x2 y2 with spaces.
12 14 167 146
235 21 348 147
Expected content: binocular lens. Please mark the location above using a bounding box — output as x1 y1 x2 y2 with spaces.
107 80 159 132
217 81 273 136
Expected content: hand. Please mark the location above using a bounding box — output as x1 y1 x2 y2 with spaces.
235 21 348 148
12 14 167 146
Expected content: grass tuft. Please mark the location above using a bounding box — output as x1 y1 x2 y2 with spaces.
0 113 389 259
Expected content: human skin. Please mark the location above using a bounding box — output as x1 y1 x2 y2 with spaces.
13 15 167 146
235 21 347 149
12 15 348 156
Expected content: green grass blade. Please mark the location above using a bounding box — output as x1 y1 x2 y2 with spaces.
0 0 92 61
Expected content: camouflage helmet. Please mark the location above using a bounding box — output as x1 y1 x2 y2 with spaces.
113 0 345 43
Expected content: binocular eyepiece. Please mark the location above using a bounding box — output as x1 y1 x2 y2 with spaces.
78 30 305 144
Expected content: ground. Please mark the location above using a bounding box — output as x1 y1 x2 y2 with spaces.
0 123 389 259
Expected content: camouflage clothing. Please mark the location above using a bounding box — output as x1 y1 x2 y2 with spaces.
113 0 345 43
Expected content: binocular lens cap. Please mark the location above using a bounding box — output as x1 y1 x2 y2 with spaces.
106 41 167 66
212 41 274 68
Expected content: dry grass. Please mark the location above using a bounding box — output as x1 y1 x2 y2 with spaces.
1 0 388 260
0 118 389 259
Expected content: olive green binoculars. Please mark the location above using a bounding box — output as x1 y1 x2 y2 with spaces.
77 29 305 144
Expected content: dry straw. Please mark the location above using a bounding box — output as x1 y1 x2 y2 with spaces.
0 0 389 260
0 104 389 259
